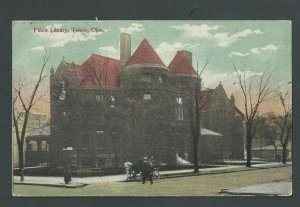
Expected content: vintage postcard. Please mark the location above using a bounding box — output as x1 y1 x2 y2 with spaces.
12 20 292 196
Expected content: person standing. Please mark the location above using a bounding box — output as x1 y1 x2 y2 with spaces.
141 156 153 184
64 167 72 184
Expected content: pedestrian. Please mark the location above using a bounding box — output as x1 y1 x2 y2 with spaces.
141 156 154 185
64 167 72 184
276 154 281 163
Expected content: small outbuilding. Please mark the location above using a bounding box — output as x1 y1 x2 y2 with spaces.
198 128 224 163
25 125 50 166
252 144 292 161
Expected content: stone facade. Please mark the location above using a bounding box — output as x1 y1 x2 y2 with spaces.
201 85 245 160
48 33 245 167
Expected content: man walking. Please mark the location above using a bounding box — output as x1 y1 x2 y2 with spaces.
141 156 154 185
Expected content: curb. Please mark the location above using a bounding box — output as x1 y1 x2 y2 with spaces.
153 164 291 180
14 182 88 188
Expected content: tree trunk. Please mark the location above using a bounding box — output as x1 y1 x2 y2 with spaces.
193 86 200 173
18 143 24 181
246 133 252 167
193 132 199 173
282 145 287 164
274 146 278 161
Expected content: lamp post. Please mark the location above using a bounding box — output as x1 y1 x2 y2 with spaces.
95 131 103 167
62 146 73 184
62 146 74 167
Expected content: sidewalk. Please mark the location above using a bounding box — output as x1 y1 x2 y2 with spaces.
14 162 291 188
220 180 292 196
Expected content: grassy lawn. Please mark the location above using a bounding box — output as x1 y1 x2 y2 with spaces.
13 166 292 196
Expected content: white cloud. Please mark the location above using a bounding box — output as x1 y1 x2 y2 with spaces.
99 46 118 53
228 52 250 57
155 41 200 65
119 23 145 34
172 24 264 47
29 46 45 51
214 29 264 47
155 42 199 54
202 69 263 90
229 44 280 58
260 44 279 51
171 23 219 38
233 69 263 79
34 23 106 48
250 48 260 54
253 29 264 34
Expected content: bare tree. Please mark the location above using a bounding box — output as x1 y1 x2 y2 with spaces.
82 57 109 87
234 66 275 167
12 52 49 181
255 113 280 160
189 61 208 173
273 92 292 164
265 113 281 160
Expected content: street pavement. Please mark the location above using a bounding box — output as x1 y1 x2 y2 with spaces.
14 162 292 193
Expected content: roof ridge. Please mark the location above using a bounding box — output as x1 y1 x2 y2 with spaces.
90 53 120 62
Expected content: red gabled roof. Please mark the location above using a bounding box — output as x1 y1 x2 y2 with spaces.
234 107 245 119
199 89 214 112
199 88 245 119
75 65 83 76
77 54 120 88
168 51 197 75
126 38 165 66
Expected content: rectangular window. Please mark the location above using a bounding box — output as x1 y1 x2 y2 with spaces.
158 76 163 83
175 97 183 120
96 95 104 102
110 95 115 107
176 97 183 104
143 94 151 100
96 131 104 146
142 76 151 82
175 106 184 120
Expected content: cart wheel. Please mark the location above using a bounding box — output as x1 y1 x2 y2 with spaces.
139 172 143 181
153 170 160 181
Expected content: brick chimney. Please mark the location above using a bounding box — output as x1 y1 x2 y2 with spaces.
178 50 192 66
120 33 131 69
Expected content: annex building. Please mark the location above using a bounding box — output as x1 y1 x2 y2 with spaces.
46 33 245 167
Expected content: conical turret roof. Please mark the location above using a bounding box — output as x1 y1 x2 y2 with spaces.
126 38 165 66
168 51 197 75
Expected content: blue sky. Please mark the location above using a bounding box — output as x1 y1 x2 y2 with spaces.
12 20 291 115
